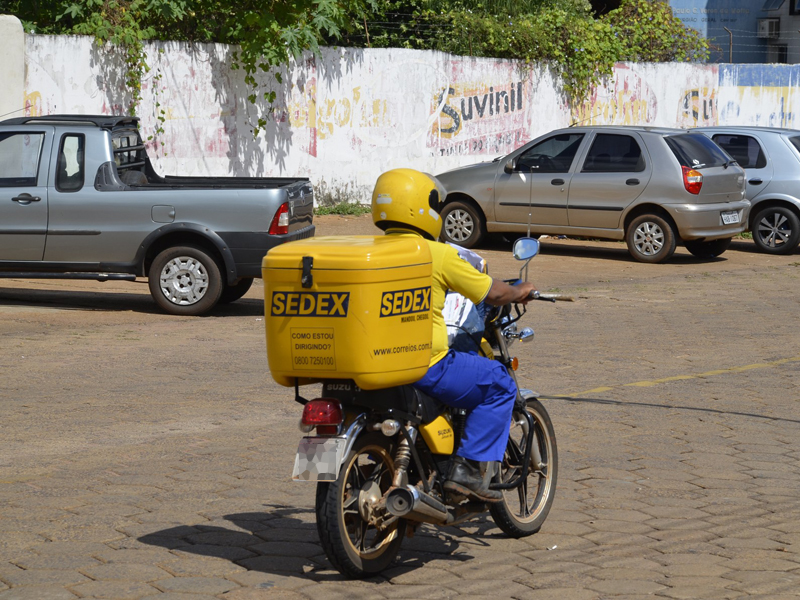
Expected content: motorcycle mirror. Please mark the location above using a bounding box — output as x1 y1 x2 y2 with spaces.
513 237 539 261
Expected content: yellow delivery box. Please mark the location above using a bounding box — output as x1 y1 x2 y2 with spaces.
263 235 433 390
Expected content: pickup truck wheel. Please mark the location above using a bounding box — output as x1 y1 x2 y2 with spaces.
752 206 800 255
440 201 485 248
219 278 254 304
148 245 223 316
684 238 731 259
626 214 676 264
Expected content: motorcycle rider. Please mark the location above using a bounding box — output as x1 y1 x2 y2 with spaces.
372 168 537 503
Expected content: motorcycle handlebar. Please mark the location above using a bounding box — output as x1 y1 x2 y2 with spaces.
509 280 575 303
530 291 575 302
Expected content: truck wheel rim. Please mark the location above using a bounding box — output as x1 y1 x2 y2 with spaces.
633 221 664 256
445 209 474 242
757 212 790 248
159 257 209 305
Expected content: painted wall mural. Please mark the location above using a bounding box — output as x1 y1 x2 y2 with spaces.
427 59 532 158
19 33 800 201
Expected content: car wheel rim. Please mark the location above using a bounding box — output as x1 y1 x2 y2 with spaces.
445 209 474 242
159 256 209 305
757 212 791 248
633 221 664 256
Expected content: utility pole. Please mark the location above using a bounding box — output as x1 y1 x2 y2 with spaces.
723 27 733 62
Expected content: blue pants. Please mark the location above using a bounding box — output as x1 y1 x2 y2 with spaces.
414 351 517 462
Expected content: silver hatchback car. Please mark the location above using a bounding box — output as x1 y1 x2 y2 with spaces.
694 126 800 254
436 126 748 263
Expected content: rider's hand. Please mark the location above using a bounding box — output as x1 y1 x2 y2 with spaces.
516 281 538 305
485 279 538 306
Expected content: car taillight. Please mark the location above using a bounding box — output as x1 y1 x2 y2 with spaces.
300 399 343 435
269 202 290 235
682 166 703 195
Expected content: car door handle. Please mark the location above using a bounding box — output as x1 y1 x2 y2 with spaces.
625 179 640 186
748 178 763 185
551 179 565 186
12 194 42 203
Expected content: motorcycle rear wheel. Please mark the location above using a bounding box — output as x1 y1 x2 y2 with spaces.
315 433 405 578
490 398 558 537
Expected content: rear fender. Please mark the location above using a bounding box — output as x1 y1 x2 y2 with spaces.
136 223 238 284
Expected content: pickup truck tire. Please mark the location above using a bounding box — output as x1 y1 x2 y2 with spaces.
440 201 485 248
219 278 254 304
684 237 731 259
626 214 676 264
148 245 223 316
752 206 800 255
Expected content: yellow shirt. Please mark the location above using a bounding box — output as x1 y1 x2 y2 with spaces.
387 230 492 366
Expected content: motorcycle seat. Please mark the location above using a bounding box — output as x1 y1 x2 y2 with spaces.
322 380 443 424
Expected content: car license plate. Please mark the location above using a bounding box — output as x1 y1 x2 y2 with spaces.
721 210 740 225
292 437 347 482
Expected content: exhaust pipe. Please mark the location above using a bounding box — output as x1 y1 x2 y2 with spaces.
386 485 453 525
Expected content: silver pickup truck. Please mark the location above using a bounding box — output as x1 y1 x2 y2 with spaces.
0 115 314 315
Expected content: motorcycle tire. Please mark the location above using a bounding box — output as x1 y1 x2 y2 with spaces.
490 397 558 537
315 433 405 578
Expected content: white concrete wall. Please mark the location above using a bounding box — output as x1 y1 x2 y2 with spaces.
0 16 24 120
14 27 800 203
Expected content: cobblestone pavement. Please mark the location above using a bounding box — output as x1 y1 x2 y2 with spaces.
2 217 800 599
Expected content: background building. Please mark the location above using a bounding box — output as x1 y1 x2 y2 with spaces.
668 1 766 63
591 1 800 64
666 0 800 64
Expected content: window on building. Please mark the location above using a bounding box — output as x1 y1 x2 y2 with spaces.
762 0 785 11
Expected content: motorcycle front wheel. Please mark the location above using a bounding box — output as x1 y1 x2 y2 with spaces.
490 398 558 537
315 433 405 578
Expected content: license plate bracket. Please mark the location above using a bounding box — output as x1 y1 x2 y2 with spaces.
292 437 347 482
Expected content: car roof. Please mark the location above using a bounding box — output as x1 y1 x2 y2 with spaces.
0 114 138 129
692 125 800 135
566 124 688 135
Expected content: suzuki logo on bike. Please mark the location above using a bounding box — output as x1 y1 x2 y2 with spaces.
380 286 431 317
271 292 350 317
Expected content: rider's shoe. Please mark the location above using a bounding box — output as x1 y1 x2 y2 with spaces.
444 456 503 503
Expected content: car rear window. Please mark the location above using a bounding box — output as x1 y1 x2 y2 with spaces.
788 136 800 154
665 133 730 169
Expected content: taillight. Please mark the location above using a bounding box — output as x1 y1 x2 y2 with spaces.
682 166 703 195
300 399 343 435
269 202 290 235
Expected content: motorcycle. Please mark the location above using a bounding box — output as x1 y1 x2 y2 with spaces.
289 237 558 578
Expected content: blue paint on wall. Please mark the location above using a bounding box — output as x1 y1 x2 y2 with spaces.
719 64 800 86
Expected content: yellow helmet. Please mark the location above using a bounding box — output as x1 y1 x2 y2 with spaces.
372 168 445 240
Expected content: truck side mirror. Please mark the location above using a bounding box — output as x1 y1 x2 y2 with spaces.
504 158 516 174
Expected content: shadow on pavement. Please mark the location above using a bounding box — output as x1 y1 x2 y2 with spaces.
547 394 800 425
0 286 264 316
139 506 472 581
478 235 731 264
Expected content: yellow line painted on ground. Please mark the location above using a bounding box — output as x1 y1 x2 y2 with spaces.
571 355 800 397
